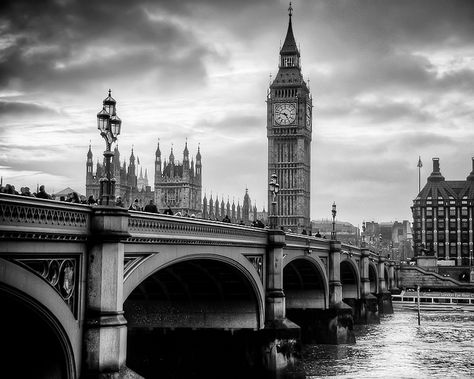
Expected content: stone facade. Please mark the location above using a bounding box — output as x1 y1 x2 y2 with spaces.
86 144 154 209
87 93 202 213
267 10 312 233
202 189 268 224
154 142 202 215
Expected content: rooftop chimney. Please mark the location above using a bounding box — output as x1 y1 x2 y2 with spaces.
427 157 445 182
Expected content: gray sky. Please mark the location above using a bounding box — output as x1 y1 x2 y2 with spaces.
1 0 474 225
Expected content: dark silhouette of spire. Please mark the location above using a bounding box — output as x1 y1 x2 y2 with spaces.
281 3 298 55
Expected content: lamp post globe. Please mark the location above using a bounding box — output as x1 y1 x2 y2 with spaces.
96 89 121 206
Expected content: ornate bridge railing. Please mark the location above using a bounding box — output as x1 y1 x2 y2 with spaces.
127 211 268 247
0 193 91 241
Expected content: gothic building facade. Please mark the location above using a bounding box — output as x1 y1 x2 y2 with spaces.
86 92 202 213
154 142 202 215
267 5 312 232
86 144 154 209
202 188 267 225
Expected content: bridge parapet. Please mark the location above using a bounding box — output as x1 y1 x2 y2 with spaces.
0 193 91 240
284 233 331 254
127 211 268 247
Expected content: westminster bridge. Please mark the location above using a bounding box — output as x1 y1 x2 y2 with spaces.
0 193 396 378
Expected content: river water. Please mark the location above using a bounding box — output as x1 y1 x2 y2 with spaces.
128 310 474 378
301 310 474 378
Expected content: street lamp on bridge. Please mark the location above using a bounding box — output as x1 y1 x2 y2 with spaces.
97 90 122 206
331 202 337 240
269 173 280 229
361 220 366 247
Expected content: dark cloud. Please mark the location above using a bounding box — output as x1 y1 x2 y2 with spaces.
305 0 474 100
309 0 474 54
0 100 59 117
0 0 220 93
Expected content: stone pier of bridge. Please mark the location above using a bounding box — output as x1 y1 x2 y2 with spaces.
0 195 395 378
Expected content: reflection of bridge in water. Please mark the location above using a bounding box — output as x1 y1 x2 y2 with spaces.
0 194 396 378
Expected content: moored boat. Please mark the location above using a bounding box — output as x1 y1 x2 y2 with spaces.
392 290 474 311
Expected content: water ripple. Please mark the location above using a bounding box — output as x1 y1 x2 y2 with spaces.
302 311 474 378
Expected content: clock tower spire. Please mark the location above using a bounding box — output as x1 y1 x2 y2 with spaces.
267 4 312 233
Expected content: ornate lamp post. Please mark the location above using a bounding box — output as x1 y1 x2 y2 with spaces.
97 90 122 206
331 202 337 240
361 220 366 247
269 173 280 229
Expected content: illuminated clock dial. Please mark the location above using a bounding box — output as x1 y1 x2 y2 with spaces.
274 103 296 125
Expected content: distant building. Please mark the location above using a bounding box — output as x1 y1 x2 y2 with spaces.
412 157 474 267
154 141 202 215
86 144 154 209
87 92 202 214
311 219 359 244
363 220 413 261
202 189 267 225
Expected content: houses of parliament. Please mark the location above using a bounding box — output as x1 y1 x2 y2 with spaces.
87 4 310 229
86 112 265 223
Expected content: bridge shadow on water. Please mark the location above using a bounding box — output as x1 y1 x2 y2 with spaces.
127 328 305 379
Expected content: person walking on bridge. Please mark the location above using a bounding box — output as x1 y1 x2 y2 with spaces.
144 199 158 213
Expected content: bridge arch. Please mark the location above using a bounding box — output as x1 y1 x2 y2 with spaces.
282 255 329 309
369 261 378 294
341 257 361 301
0 259 77 379
124 250 265 330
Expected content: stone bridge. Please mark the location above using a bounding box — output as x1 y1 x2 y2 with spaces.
0 194 396 378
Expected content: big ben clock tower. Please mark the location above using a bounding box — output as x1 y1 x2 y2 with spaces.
267 3 312 232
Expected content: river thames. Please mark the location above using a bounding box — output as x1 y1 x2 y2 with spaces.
300 310 474 378
128 309 474 378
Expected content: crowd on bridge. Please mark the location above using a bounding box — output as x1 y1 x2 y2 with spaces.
0 183 95 204
2 182 315 234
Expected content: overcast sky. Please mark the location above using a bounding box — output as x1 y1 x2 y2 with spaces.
1 0 474 225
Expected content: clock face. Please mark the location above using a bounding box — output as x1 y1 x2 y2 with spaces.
274 103 296 125
306 103 311 128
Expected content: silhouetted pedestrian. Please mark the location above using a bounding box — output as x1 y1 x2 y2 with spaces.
20 187 33 197
69 192 81 203
129 199 140 211
144 199 158 213
115 196 124 207
35 185 51 199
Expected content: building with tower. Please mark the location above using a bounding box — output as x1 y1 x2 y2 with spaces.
267 4 312 233
412 157 474 268
86 142 154 209
154 141 202 215
87 92 202 213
